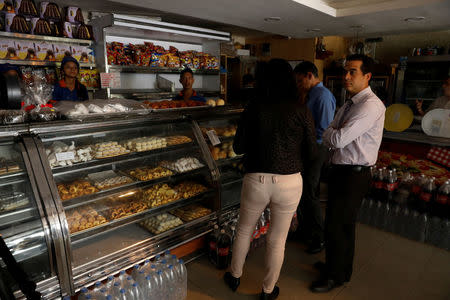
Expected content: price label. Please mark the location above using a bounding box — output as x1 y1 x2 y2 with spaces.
100 72 121 88
55 151 75 161
206 130 221 146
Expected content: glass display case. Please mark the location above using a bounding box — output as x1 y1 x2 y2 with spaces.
0 133 56 299
196 109 244 209
0 107 243 298
30 116 219 293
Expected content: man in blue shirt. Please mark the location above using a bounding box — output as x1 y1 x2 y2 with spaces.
173 68 206 102
294 61 336 254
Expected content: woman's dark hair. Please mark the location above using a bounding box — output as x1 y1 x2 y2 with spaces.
256 58 297 102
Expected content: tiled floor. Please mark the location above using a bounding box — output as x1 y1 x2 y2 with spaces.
186 224 450 300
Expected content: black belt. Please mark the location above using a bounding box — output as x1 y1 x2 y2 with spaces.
331 164 371 172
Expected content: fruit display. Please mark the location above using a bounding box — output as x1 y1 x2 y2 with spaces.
142 100 206 110
0 158 20 175
126 166 173 181
376 151 450 184
66 205 107 233
170 204 212 222
210 142 237 161
142 184 180 208
160 157 204 173
93 142 130 159
106 41 219 69
93 175 133 190
174 181 208 199
141 213 183 234
166 136 192 146
123 137 167 152
57 180 98 201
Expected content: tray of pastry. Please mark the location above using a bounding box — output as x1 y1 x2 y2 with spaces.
140 212 184 235
159 157 205 174
0 192 30 214
124 166 174 182
0 158 22 176
170 204 212 222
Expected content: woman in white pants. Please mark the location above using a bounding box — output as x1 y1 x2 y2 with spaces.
224 59 317 300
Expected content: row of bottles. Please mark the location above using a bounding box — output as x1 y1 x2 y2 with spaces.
207 207 271 269
77 250 187 300
369 167 449 218
362 167 449 250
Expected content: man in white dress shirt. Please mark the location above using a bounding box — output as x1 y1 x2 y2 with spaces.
311 54 386 293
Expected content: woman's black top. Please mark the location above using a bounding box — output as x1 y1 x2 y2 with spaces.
233 100 317 175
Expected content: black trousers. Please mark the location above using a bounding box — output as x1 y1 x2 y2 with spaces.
297 144 329 242
325 165 371 283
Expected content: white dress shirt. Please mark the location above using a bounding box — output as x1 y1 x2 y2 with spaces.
322 86 386 166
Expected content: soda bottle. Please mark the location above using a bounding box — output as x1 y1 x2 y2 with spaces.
384 169 398 203
394 172 413 206
419 177 436 214
410 174 426 210
259 213 268 246
251 220 261 250
208 225 220 265
216 229 231 269
435 180 449 219
372 168 385 201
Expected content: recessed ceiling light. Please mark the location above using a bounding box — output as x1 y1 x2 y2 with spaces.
306 28 321 32
264 17 281 22
404 16 425 22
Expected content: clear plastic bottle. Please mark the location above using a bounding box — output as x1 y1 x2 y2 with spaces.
419 177 436 214
115 270 128 285
154 270 164 300
116 288 128 300
177 259 187 300
166 254 178 266
109 282 121 299
163 265 177 300
130 282 142 300
104 275 115 293
394 172 413 206
131 264 142 280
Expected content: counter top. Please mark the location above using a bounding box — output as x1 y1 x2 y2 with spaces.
383 129 450 147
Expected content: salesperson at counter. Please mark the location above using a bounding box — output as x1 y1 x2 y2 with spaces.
52 56 88 101
172 68 206 102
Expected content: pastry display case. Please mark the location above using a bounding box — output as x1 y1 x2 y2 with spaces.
0 128 59 300
195 108 244 209
0 107 243 299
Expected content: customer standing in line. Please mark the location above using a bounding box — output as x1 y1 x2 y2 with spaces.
311 54 385 292
223 59 317 300
294 61 336 254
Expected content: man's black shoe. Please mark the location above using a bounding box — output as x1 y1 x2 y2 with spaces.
306 241 325 254
224 272 240 292
260 286 280 300
310 278 343 293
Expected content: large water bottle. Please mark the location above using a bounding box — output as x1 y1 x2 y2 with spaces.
162 265 177 300
92 281 102 294
154 270 164 299
91 287 108 300
109 282 121 299
167 254 178 266
79 287 89 299
131 264 142 280
115 270 128 285
131 282 143 300
116 289 128 300
177 259 187 300
104 275 115 292
138 259 152 275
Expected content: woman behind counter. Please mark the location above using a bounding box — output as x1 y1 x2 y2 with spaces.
52 56 88 101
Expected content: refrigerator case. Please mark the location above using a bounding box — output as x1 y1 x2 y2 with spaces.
0 133 58 299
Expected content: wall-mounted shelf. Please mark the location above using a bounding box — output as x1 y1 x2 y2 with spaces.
0 31 93 46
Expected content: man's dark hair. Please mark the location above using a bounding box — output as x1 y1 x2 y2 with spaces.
293 61 319 78
256 58 297 102
346 54 374 75
180 68 193 78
